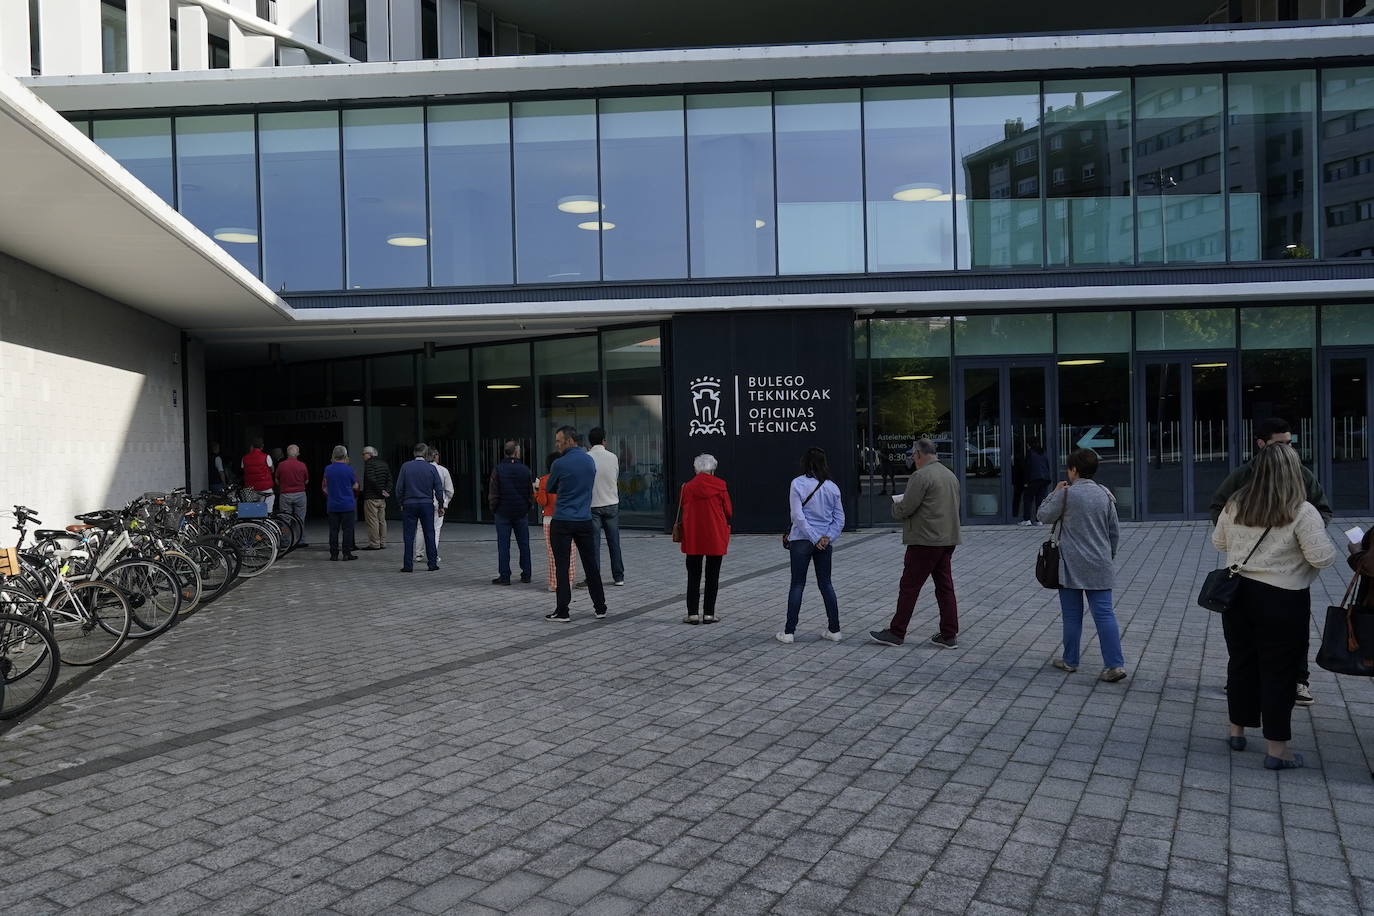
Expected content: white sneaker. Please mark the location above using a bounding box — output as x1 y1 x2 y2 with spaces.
775 632 794 644
821 630 843 642
1018 520 1034 527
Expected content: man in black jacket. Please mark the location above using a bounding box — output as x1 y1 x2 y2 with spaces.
361 446 393 550
490 440 534 585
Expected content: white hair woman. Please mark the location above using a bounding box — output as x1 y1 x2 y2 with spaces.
677 454 733 624
1213 442 1336 770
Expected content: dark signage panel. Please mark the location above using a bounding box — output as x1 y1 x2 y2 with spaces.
671 310 855 534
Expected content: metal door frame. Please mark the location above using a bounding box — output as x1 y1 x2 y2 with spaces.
953 357 1059 525
1134 351 1240 521
1318 347 1374 516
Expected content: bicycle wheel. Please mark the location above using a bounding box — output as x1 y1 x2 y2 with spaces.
49 581 130 665
0 614 60 720
265 515 294 554
226 522 278 578
192 535 241 582
157 550 203 615
277 512 304 552
101 560 181 638
187 543 231 597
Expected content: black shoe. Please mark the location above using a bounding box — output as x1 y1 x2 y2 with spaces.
342 553 357 561
492 577 511 585
929 633 959 649
869 629 903 647
574 580 588 590
520 574 532 584
427 566 439 571
399 567 412 573
330 555 340 561
297 542 310 548
594 609 607 620
545 612 571 622
1228 736 1247 751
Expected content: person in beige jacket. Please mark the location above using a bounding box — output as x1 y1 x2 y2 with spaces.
870 438 962 649
1212 441 1336 771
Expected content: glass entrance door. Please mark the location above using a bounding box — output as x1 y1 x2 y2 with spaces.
1323 351 1373 513
957 361 1054 523
1138 354 1238 519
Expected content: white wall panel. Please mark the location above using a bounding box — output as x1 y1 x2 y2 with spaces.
0 251 186 529
127 0 172 73
389 0 421 61
319 0 349 56
0 1 33 76
437 0 462 58
176 5 210 70
365 0 389 60
40 0 103 75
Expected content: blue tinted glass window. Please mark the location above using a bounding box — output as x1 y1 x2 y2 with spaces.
598 96 687 281
775 89 863 275
687 93 775 278
1321 68 1374 260
954 83 1042 269
513 100 599 284
343 107 428 289
1135 74 1225 264
1043 79 1133 267
429 103 513 286
92 118 174 205
260 110 343 292
864 86 955 272
1228 71 1317 261
176 114 259 276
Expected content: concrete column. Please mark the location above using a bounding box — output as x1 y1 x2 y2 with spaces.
277 0 319 42
460 0 479 57
365 0 389 60
437 0 461 58
40 0 103 75
388 0 421 61
0 1 33 76
177 4 210 70
126 0 171 72
318 0 349 56
228 20 276 68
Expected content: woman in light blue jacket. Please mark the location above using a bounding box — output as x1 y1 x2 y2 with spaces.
778 447 845 644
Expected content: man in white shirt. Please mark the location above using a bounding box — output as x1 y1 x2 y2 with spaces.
583 427 625 587
414 447 455 566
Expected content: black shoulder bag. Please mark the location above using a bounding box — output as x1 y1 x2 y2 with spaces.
1035 488 1067 590
782 481 825 549
1197 527 1270 613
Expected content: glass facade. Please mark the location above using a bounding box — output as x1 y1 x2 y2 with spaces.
87 66 1372 291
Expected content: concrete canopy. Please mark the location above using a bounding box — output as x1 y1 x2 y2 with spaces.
0 74 290 331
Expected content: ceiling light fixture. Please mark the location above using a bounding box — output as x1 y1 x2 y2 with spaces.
556 394 591 399
930 192 967 202
433 394 459 399
213 227 258 244
576 220 615 231
486 384 520 390
1057 359 1105 366
891 375 934 381
892 182 942 202
1192 362 1228 368
387 233 428 247
558 195 601 214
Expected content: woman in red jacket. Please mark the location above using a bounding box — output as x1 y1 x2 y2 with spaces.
679 453 733 624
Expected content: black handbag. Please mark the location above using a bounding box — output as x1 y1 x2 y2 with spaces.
1034 489 1066 589
1316 571 1374 676
1197 528 1270 613
782 481 824 549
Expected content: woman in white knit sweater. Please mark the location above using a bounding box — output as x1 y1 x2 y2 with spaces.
1212 442 1336 771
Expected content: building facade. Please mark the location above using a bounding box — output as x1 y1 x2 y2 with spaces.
2 4 1373 531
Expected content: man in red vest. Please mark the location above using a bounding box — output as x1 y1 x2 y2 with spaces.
241 437 276 512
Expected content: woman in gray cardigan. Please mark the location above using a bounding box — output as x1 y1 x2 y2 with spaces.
1037 448 1127 682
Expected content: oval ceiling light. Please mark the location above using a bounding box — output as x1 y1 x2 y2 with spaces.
556 393 591 399
891 375 934 381
432 394 459 399
577 220 615 231
930 192 968 202
892 182 942 202
387 233 428 247
754 219 767 229
558 195 601 214
1192 362 1228 368
485 384 520 390
1057 359 1106 366
213 227 258 244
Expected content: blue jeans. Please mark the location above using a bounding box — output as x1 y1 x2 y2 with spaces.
590 505 624 581
495 513 532 581
786 540 840 635
401 499 437 570
1058 588 1124 668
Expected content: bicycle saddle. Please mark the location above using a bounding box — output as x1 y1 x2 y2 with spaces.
72 511 121 530
35 529 78 540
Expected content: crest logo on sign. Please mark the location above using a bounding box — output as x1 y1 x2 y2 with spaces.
689 377 726 436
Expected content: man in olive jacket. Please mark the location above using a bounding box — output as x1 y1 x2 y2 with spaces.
871 438 963 649
1208 417 1332 525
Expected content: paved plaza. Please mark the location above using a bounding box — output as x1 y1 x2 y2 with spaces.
2 519 1374 915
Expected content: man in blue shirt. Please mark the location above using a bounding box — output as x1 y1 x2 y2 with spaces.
394 442 445 572
321 445 360 561
545 426 607 621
